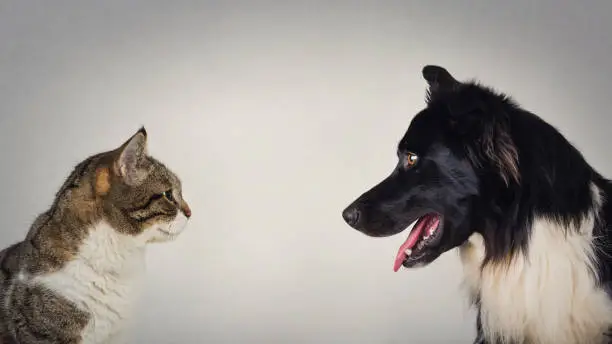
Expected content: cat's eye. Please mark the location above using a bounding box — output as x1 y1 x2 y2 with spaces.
162 190 174 202
404 152 419 169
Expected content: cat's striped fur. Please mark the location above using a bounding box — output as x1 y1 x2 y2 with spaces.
0 128 192 343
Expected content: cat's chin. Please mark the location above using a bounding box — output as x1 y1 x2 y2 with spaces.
157 228 175 236
146 229 174 242
146 213 189 243
147 231 179 243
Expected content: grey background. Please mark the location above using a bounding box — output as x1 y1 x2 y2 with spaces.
1 1 611 343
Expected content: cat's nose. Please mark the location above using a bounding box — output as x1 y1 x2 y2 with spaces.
181 201 192 218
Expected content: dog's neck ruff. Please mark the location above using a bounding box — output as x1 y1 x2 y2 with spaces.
460 183 612 344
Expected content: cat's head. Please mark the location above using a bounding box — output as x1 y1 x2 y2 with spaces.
58 127 192 245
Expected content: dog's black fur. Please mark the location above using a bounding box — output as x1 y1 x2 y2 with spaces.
342 65 612 343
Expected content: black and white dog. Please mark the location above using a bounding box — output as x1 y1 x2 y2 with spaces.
342 65 612 344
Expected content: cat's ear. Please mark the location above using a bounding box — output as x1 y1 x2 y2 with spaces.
114 127 149 186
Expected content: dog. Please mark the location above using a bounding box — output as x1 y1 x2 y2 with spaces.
341 65 612 344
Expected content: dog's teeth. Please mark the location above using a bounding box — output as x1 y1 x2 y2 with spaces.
405 249 412 256
423 235 430 240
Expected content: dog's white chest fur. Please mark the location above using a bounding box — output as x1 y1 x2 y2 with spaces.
460 208 612 344
33 221 146 344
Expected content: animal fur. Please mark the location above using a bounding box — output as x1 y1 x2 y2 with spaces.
0 128 192 344
342 65 612 344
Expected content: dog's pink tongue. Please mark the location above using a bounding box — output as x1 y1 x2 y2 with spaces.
393 216 428 272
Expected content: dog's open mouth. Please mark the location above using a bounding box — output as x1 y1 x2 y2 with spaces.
393 213 443 272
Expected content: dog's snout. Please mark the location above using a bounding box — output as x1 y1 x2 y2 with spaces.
342 206 361 227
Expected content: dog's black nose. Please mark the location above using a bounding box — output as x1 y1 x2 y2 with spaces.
342 207 361 227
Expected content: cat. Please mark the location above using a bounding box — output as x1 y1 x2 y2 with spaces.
0 127 192 344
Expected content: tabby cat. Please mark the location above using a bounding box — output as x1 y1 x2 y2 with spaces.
0 127 192 343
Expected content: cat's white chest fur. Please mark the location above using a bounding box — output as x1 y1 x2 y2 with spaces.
33 221 147 344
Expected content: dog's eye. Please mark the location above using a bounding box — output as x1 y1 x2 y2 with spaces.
405 152 419 168
162 190 175 202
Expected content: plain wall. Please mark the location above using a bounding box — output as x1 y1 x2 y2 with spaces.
1 1 611 343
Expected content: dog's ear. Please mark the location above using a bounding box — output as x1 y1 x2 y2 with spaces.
422 65 461 101
446 99 520 186
444 90 487 134
423 66 520 185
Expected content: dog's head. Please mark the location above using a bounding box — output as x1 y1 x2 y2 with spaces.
342 65 520 271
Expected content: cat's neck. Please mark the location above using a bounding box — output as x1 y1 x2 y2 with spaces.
30 220 147 338
29 218 147 277
75 220 147 276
